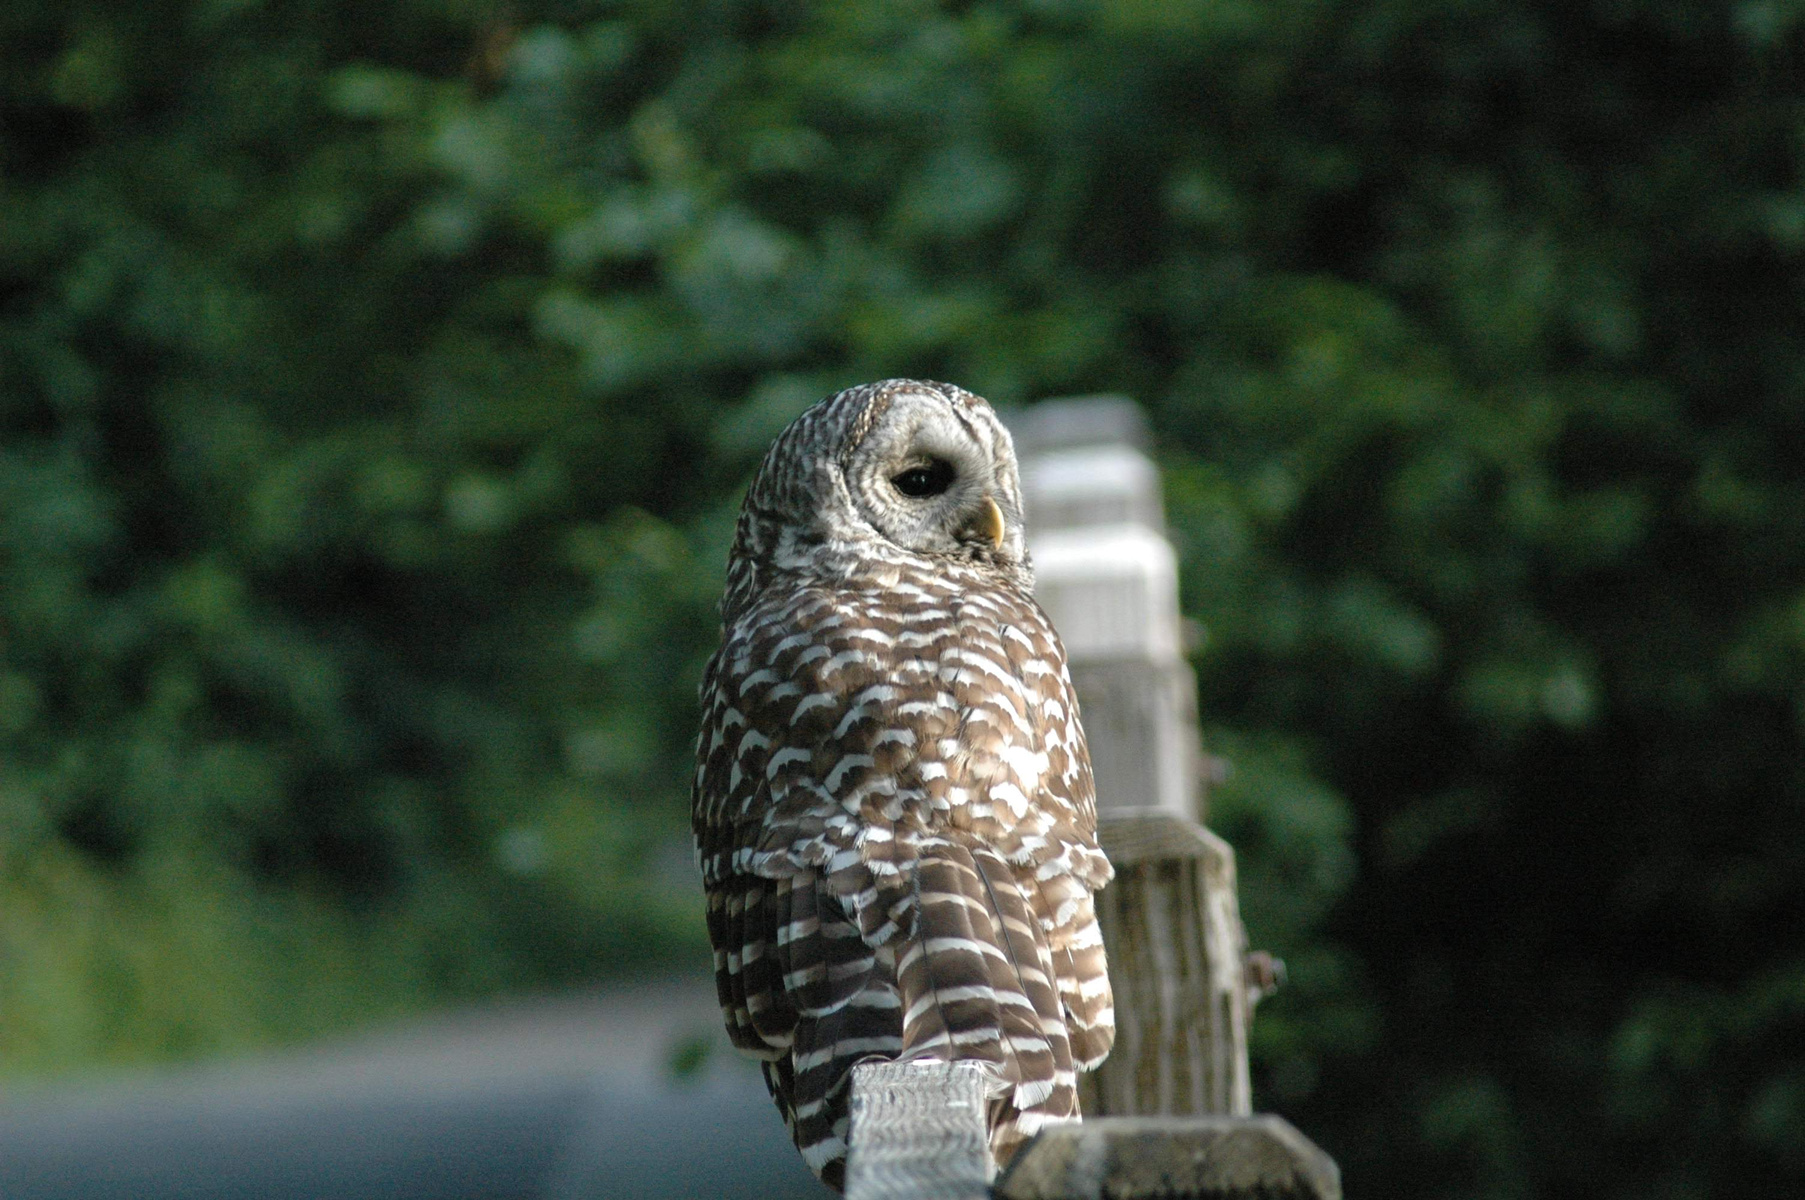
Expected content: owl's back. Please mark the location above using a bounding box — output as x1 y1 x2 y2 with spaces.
693 555 1114 1189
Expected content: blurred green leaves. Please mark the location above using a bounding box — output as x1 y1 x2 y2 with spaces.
3 2 1805 1197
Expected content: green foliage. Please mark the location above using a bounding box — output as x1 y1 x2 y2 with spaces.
4 1 1805 1196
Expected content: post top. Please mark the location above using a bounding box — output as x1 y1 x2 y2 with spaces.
1021 444 1164 534
1004 396 1149 454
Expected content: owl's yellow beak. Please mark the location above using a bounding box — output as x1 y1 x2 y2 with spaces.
966 496 1006 549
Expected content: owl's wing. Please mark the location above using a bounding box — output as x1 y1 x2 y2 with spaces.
694 582 947 993
694 586 922 1183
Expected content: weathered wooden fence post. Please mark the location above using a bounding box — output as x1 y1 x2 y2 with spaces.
846 1061 996 1200
1010 397 1251 1121
1000 397 1339 1200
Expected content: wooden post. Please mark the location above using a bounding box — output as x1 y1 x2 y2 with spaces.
1087 811 1251 1117
846 1061 995 1200
1013 399 1203 826
995 1115 1342 1200
1010 398 1252 1120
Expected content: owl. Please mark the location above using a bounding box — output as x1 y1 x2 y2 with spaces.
693 379 1114 1191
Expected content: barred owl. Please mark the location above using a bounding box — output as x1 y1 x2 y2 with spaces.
693 379 1114 1190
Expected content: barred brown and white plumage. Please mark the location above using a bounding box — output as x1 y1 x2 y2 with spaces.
693 379 1114 1191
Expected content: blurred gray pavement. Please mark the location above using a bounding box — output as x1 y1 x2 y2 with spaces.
0 978 823 1200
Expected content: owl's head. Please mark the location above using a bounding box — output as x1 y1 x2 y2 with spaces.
739 379 1030 583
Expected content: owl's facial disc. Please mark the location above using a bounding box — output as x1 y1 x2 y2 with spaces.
842 390 1019 561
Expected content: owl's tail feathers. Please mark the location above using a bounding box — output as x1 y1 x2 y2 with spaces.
771 873 902 1193
1035 875 1116 1070
773 994 904 1193
709 878 791 1057
894 840 1078 1167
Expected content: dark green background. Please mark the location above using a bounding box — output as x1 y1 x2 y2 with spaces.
4 2 1802 1196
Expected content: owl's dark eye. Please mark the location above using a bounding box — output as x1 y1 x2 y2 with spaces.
892 459 956 498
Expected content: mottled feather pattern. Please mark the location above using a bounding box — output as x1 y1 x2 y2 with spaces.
694 380 1114 1191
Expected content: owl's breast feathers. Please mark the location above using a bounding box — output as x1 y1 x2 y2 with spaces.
693 563 1116 1188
